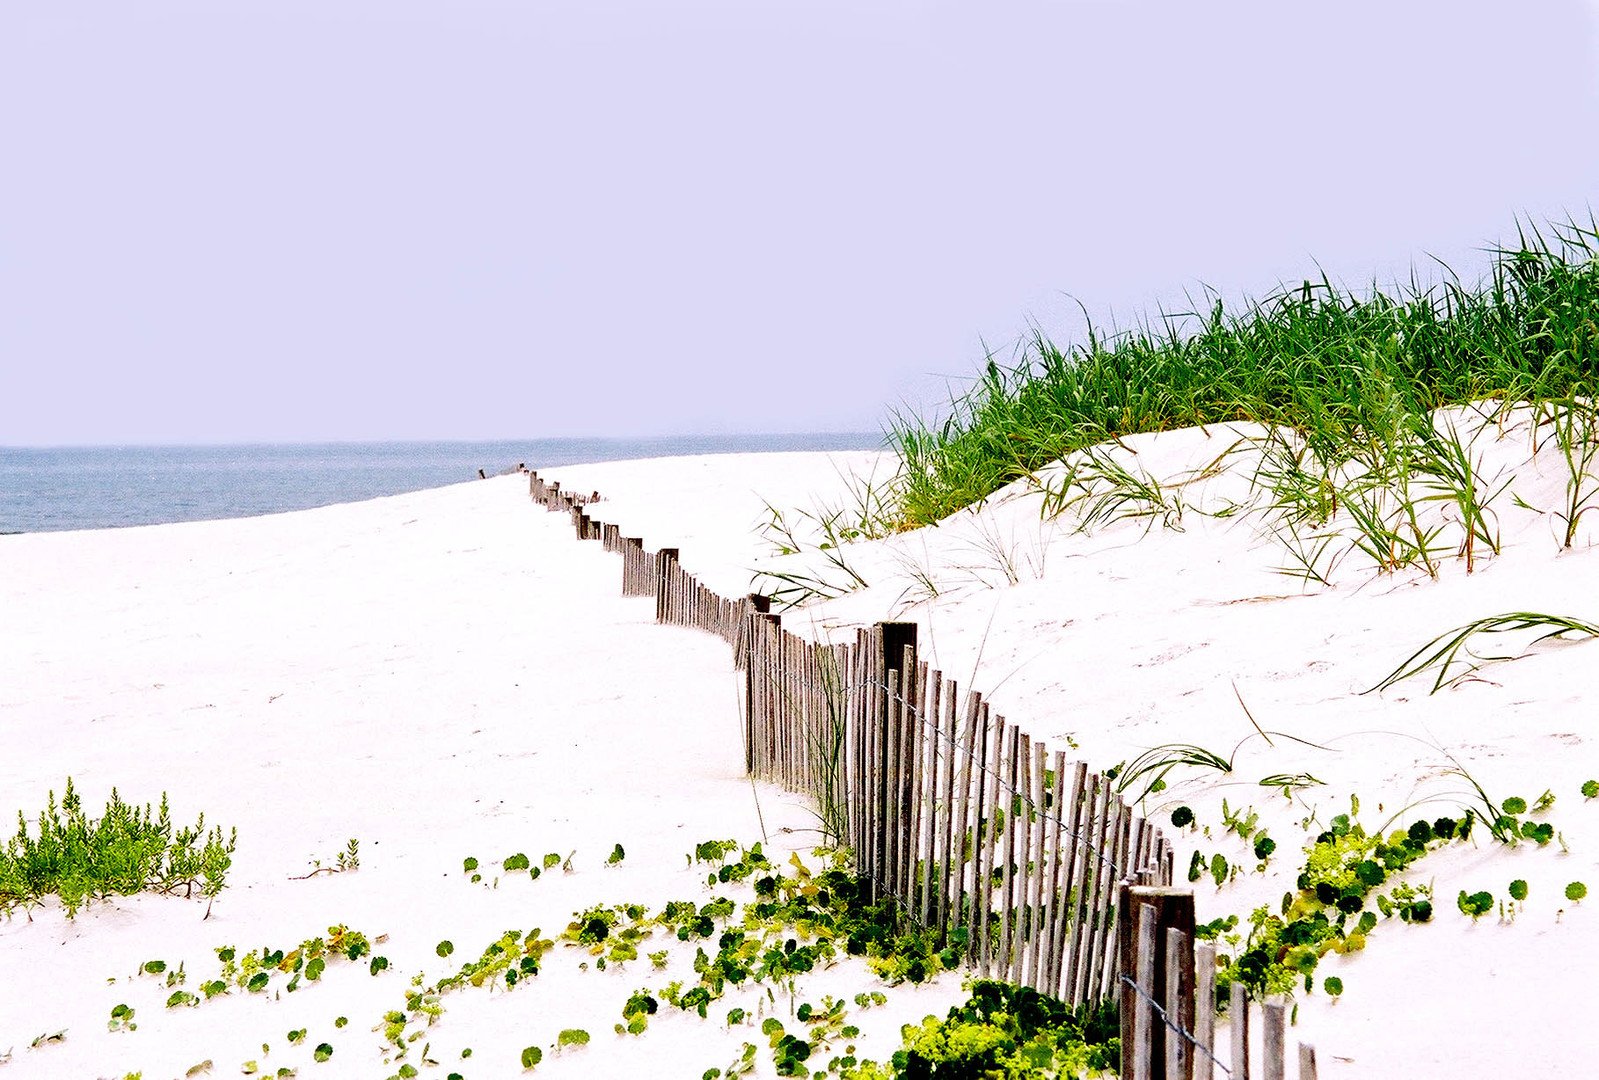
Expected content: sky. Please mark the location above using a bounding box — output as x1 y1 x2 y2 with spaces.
3 1 1597 446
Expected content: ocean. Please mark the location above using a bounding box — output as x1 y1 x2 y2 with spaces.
0 434 884 534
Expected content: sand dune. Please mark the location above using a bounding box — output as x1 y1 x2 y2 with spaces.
4 424 1598 1077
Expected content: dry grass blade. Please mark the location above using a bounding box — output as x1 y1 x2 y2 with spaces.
1040 445 1183 534
1113 743 1235 805
1367 611 1599 695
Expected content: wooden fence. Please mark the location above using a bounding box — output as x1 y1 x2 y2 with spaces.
528 468 1177 1010
531 470 1334 1078
1113 864 1320 1079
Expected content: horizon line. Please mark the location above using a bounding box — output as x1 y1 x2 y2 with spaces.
1 431 889 452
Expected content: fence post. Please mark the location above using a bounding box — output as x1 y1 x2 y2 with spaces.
1118 885 1196 1080
621 538 643 595
1131 904 1159 1080
1230 982 1250 1080
1164 927 1191 1080
654 548 680 623
744 611 780 773
734 593 771 670
1194 942 1217 1080
874 622 917 903
1262 1000 1286 1080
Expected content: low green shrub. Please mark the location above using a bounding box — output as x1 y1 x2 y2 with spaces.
1 778 237 917
847 981 1118 1079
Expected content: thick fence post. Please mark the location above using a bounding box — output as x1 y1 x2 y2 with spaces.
1119 885 1196 1080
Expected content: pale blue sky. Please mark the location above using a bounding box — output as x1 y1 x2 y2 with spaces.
3 1 1596 445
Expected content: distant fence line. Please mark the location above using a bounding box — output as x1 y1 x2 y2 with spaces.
529 470 1318 1079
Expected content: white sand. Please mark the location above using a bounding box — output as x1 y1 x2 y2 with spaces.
4 425 1598 1078
0 458 949 1080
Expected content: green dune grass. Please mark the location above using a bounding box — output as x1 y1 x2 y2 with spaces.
888 215 1599 528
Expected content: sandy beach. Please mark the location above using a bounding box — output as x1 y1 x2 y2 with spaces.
0 456 955 1079
4 431 1599 1077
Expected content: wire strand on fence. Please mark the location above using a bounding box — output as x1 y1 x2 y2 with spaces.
859 674 1132 869
1118 972 1234 1078
751 660 1143 882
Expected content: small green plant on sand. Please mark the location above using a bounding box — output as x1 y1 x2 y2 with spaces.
107 1003 137 1033
1 778 237 918
186 924 388 1002
291 838 359 879
1216 806 1470 1001
704 1041 758 1079
617 990 658 1036
374 841 964 1069
1458 890 1494 920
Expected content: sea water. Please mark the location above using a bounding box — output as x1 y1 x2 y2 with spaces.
0 434 883 534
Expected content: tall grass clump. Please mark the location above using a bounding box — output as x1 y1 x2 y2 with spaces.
889 215 1599 527
1543 397 1599 547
